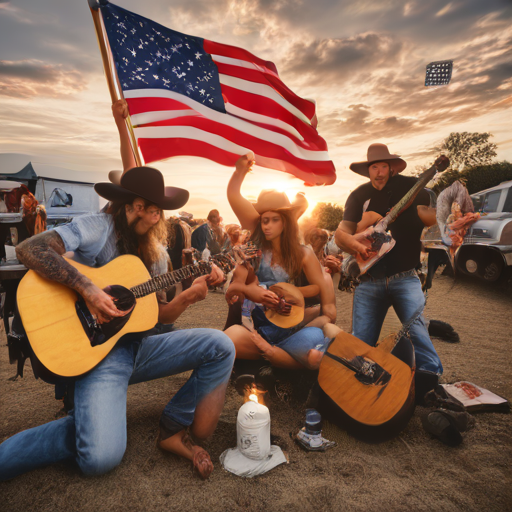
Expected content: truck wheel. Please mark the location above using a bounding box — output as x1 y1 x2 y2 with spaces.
457 247 504 282
482 255 504 282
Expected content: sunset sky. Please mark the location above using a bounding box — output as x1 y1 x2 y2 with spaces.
1 0 511 223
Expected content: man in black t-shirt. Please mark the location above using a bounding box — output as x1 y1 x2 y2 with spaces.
335 143 442 402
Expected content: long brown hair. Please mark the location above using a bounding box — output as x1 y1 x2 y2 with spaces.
252 209 304 280
107 199 168 273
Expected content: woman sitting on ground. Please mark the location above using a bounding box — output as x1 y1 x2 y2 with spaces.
224 153 337 370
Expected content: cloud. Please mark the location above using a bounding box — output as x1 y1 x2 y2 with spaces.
0 2 37 25
281 33 404 82
320 103 418 145
305 14 512 146
0 60 86 98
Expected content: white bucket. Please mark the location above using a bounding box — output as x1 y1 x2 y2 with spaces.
236 400 271 461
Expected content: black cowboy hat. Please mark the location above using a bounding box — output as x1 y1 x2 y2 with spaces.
95 166 189 211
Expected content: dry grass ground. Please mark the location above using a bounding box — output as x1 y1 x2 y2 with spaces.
0 273 511 512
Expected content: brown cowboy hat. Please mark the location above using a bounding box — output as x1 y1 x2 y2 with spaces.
252 190 308 220
95 166 189 211
350 143 407 177
265 282 305 329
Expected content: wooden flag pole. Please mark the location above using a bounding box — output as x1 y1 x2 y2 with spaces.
88 0 142 168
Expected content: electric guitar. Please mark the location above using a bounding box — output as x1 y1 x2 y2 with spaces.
17 244 259 379
342 155 450 280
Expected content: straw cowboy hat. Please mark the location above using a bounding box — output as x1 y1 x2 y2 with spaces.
252 190 308 220
95 166 189 210
265 282 305 329
349 143 407 177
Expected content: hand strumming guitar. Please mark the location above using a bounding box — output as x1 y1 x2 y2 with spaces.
82 283 128 325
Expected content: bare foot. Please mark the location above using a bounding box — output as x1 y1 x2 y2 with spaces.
192 446 213 480
158 429 213 480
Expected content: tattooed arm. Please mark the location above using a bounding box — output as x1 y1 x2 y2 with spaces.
16 231 123 323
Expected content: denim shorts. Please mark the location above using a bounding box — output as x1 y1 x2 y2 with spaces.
252 307 329 366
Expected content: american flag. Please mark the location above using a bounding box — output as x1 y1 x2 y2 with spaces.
100 2 336 186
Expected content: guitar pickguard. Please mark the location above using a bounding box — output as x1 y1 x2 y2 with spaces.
350 356 391 386
75 285 136 347
325 351 391 386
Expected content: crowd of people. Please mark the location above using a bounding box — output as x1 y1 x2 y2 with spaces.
0 99 445 481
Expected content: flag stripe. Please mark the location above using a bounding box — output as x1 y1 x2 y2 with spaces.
210 54 280 78
132 105 331 161
219 74 311 126
134 125 335 178
138 137 334 186
134 120 334 172
203 39 278 75
214 60 316 121
131 110 199 126
138 137 242 167
224 103 303 141
124 89 328 156
131 103 304 141
127 97 194 115
219 85 326 148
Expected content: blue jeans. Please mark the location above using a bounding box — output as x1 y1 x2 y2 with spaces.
252 307 329 366
0 328 235 481
352 270 443 375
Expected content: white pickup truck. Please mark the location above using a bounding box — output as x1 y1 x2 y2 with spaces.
422 180 512 282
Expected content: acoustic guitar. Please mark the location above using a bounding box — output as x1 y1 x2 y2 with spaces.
17 244 259 379
317 328 416 442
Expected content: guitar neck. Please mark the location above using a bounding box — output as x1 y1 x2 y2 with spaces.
129 242 259 299
379 164 438 230
130 260 213 298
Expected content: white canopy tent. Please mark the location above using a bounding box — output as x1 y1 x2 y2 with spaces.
0 153 109 217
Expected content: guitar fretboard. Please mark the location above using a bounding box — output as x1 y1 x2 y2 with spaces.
381 164 438 230
130 262 211 298
128 242 260 299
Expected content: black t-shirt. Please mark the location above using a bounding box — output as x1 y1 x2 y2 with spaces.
344 175 429 278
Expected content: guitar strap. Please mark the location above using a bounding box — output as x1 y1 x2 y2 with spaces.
396 302 425 340
6 306 32 380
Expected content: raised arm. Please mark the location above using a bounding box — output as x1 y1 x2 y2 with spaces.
227 153 260 231
112 99 137 173
16 231 122 323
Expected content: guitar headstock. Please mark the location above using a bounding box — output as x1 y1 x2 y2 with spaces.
213 254 236 274
196 242 262 277
232 241 261 263
434 155 450 172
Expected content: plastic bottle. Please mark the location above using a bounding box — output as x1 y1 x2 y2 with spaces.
305 409 322 436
